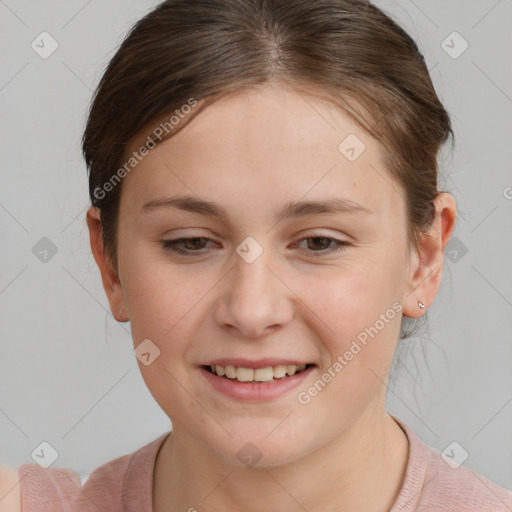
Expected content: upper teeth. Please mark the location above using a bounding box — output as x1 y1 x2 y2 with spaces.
211 364 307 382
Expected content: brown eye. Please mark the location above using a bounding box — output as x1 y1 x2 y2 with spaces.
294 234 351 256
306 237 332 251
161 237 214 255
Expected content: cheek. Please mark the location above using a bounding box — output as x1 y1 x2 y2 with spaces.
121 255 201 348
301 264 401 368
303 266 373 338
123 261 209 416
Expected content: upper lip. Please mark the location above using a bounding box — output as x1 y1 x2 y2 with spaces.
202 358 314 369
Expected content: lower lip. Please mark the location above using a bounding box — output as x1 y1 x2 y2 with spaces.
199 366 315 402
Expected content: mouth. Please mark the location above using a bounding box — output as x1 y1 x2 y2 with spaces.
199 360 317 401
201 363 315 383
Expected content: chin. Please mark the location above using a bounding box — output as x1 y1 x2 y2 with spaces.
213 430 310 469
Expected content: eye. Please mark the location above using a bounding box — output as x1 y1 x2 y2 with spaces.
160 233 351 257
160 237 216 255
293 234 350 256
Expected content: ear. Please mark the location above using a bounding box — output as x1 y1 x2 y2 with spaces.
402 192 457 318
86 206 129 322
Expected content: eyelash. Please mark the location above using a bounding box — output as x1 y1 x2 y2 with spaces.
160 233 350 257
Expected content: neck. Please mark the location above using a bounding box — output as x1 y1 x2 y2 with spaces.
153 410 409 512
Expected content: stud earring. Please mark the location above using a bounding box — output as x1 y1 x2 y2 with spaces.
417 300 425 309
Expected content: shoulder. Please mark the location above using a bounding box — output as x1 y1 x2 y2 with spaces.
0 464 21 512
11 432 169 512
15 453 127 511
389 415 512 512
421 443 512 511
16 462 82 512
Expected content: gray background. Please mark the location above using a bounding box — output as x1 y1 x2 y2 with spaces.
0 0 511 488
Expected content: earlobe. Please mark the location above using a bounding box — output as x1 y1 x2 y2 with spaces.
402 236 442 319
402 192 457 319
86 206 129 322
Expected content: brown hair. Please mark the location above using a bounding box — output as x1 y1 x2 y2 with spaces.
83 0 453 341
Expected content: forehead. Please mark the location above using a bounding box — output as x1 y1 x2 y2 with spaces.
120 84 405 222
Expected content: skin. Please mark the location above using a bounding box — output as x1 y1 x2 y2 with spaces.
86 82 457 512
0 465 20 512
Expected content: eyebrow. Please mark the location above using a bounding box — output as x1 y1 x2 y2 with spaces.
141 195 374 222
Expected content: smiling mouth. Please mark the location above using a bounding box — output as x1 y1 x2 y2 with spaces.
203 363 314 383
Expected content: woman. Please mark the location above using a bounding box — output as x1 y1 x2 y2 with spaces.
2 0 511 510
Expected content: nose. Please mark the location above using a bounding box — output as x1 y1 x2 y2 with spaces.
213 245 295 339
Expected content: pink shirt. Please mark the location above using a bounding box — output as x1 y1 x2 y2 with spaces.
18 414 512 511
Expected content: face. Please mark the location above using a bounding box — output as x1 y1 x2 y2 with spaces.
88 83 445 467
